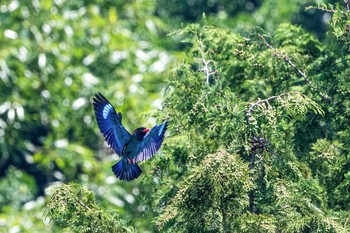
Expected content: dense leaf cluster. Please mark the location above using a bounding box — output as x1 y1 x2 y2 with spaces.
156 151 252 232
1 0 350 232
46 183 135 233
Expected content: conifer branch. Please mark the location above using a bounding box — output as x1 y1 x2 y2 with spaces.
46 183 135 233
245 91 324 127
258 34 311 84
306 6 337 13
258 34 329 101
246 92 299 117
305 4 349 15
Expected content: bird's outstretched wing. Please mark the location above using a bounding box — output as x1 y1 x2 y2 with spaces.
135 120 168 162
93 93 131 156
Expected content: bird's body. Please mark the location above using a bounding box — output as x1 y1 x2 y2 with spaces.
92 93 168 181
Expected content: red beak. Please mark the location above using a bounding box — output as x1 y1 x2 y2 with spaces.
143 128 150 133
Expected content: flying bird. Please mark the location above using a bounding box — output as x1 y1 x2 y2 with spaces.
93 93 168 181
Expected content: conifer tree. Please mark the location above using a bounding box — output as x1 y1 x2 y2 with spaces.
46 3 350 232
152 4 350 232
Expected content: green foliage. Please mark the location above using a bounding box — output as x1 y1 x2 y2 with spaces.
0 0 172 184
0 167 37 210
0 197 51 233
156 151 252 232
152 6 350 232
308 2 350 46
2 0 350 232
1 0 172 231
46 183 135 233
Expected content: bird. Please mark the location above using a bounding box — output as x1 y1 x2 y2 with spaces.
92 93 168 181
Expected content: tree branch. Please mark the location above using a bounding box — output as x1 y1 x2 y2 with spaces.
258 34 311 84
248 152 257 213
199 37 217 85
246 92 300 117
258 34 329 101
75 196 91 211
345 0 350 14
306 5 349 15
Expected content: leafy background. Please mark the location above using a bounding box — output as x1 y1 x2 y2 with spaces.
1 0 349 232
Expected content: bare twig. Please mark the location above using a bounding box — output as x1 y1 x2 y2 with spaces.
306 6 337 13
258 34 312 85
306 3 349 15
248 185 256 213
345 0 350 14
245 92 304 126
258 34 329 101
247 92 300 115
75 197 91 211
199 37 217 85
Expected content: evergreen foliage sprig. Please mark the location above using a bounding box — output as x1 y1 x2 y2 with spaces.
45 183 136 233
156 150 252 232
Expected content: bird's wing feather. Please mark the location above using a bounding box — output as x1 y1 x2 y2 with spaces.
93 93 131 156
135 120 168 162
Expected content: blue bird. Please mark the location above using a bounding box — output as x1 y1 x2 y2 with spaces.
93 93 168 181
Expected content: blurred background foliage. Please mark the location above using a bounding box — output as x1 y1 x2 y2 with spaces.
0 0 349 232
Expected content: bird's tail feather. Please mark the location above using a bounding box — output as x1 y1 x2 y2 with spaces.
112 160 142 181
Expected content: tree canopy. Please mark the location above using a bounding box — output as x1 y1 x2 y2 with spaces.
1 0 350 232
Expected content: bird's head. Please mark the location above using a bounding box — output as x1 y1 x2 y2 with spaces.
132 127 150 140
